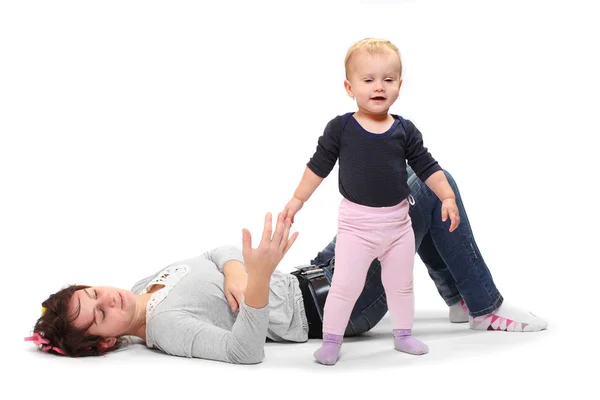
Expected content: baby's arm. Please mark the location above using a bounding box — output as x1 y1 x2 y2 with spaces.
423 170 461 232
424 170 455 202
285 117 342 220
293 166 324 202
404 119 460 231
284 167 324 222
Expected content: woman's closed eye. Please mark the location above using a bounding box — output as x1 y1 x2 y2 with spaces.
93 289 105 321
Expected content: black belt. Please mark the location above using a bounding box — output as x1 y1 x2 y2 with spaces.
292 265 331 338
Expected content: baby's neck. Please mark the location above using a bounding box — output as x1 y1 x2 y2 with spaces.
355 109 390 121
353 111 394 134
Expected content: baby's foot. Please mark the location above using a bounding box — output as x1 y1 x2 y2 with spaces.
449 299 469 323
393 329 429 355
470 304 548 332
313 333 343 365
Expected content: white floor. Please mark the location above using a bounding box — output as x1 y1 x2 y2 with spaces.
11 305 590 400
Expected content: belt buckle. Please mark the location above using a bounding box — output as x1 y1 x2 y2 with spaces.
301 267 323 276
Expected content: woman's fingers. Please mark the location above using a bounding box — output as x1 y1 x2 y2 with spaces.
260 212 273 246
283 231 299 255
279 217 292 252
252 212 298 259
241 228 252 254
225 289 238 312
271 212 285 247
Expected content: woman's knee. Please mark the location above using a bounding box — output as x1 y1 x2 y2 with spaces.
311 236 337 265
348 295 388 336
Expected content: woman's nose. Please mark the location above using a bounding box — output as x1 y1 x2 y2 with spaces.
100 293 115 308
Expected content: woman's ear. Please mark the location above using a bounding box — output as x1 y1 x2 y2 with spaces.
101 337 117 349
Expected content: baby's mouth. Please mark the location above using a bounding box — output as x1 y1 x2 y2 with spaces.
371 96 386 101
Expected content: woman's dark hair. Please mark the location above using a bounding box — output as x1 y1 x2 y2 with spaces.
29 285 126 357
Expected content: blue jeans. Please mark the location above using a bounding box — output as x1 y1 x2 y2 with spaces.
311 168 503 317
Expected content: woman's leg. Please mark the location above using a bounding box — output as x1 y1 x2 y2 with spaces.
413 169 548 331
417 232 470 322
410 168 503 316
407 166 464 309
311 235 337 266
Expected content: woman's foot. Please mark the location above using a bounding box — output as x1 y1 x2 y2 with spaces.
449 299 469 323
469 304 548 332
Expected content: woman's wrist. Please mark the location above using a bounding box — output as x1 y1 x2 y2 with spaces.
244 275 270 309
223 260 246 276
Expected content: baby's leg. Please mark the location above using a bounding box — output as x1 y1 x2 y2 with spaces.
314 230 377 365
314 201 380 365
379 211 428 356
322 233 379 333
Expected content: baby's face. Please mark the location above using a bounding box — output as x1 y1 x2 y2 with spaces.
346 51 402 115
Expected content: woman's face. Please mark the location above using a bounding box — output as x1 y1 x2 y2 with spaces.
69 286 137 338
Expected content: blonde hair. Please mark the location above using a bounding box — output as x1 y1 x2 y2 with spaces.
344 38 402 79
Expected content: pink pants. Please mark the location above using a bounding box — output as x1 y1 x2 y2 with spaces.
322 198 415 335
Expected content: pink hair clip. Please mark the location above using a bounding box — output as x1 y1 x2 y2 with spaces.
24 332 65 355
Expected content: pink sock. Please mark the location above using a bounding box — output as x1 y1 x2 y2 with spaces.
313 333 343 365
393 329 429 355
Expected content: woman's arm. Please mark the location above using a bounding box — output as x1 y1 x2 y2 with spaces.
151 303 270 364
151 212 298 364
204 245 245 273
203 247 250 312
223 260 248 312
242 212 297 307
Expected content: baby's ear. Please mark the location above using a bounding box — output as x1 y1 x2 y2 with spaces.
344 79 354 98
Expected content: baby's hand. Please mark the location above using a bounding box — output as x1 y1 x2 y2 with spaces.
441 198 460 232
283 197 304 223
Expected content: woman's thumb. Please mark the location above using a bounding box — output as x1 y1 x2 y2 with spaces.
225 292 236 310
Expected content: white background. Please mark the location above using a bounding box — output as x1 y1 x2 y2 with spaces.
1 0 598 398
